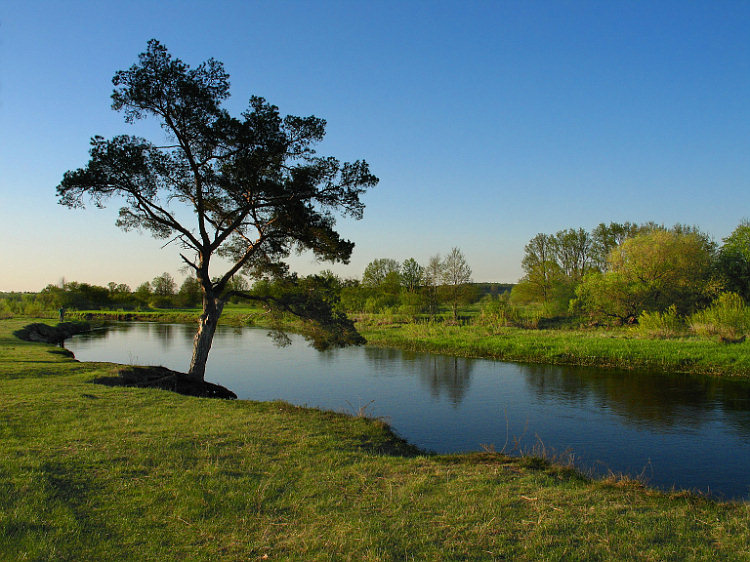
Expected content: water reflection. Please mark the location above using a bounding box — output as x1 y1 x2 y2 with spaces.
182 324 197 344
151 323 174 348
364 348 475 406
521 363 750 435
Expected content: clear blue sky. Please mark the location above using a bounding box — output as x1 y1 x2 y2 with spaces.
1 1 749 292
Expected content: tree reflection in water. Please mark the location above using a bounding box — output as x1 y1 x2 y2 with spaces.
364 347 475 406
520 363 750 437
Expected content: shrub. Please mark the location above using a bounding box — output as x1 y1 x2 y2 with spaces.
398 292 426 319
476 295 519 332
148 296 175 309
0 299 14 319
637 305 684 339
689 292 750 342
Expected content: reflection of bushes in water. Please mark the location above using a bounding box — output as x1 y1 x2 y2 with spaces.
150 323 174 342
141 322 195 346
182 324 197 344
101 321 194 347
363 346 403 369
364 347 475 405
417 355 475 406
519 363 750 435
78 328 112 341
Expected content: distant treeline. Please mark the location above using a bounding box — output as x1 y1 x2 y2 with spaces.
512 221 750 322
1 248 513 321
0 274 249 316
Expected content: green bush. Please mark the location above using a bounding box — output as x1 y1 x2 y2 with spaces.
0 299 14 319
476 295 520 331
398 292 426 319
148 295 175 309
689 292 750 342
637 305 684 339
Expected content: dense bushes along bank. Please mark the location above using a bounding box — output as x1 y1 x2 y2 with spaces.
2 317 750 559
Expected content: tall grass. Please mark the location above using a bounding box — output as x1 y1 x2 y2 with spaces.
689 292 750 342
359 320 750 377
637 305 685 339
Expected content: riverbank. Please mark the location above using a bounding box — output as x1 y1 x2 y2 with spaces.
357 320 750 378
2 317 750 559
62 308 750 378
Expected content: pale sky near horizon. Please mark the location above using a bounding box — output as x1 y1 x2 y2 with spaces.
1 1 749 292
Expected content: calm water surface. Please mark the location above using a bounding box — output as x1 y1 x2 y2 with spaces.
66 322 750 500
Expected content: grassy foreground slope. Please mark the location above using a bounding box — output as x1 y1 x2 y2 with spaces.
2 318 750 560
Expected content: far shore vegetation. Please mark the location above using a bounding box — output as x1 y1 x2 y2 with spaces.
3 316 750 559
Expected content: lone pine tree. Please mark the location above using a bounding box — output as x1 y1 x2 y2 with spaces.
58 40 377 382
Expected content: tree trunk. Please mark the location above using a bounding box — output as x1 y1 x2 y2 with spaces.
187 294 225 382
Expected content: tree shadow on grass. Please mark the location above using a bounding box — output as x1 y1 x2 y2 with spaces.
2 460 123 560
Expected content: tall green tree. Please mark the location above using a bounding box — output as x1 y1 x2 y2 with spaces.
519 233 561 304
361 258 401 288
134 281 152 305
176 276 202 308
423 254 444 316
152 272 176 296
717 220 750 301
441 247 472 321
400 258 424 293
576 228 717 322
107 282 134 308
553 228 593 281
590 222 638 272
57 40 377 382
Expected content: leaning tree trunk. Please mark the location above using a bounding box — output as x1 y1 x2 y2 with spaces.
187 294 225 382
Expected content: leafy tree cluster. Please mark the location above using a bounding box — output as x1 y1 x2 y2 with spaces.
514 223 637 313
340 248 479 320
513 221 748 325
0 292 48 318
23 273 184 311
716 220 750 301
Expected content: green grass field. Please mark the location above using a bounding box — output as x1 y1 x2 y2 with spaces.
2 317 750 560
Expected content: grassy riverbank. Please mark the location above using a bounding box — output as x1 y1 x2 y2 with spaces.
2 317 750 559
357 321 750 378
